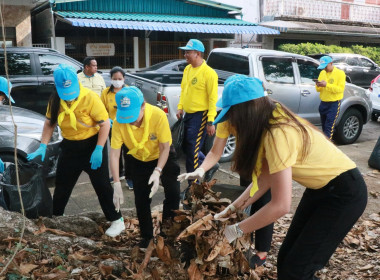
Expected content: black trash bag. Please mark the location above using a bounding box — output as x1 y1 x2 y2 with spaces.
171 118 185 155
368 136 380 170
0 161 52 219
0 184 8 210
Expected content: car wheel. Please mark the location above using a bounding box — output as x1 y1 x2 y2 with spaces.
333 108 363 145
203 134 236 163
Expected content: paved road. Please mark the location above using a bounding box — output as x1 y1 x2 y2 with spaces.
52 120 380 216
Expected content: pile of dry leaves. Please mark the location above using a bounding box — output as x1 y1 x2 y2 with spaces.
0 180 378 279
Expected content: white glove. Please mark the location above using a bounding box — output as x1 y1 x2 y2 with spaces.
177 167 205 182
214 204 236 221
148 170 160 198
224 223 244 243
113 182 124 212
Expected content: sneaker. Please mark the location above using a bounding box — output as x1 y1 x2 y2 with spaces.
249 254 266 269
105 217 125 237
126 179 133 190
119 175 125 181
204 163 220 182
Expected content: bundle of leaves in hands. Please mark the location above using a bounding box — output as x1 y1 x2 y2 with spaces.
168 180 252 278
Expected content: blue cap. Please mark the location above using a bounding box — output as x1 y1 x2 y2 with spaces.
0 77 14 103
179 39 205 52
115 86 144 124
213 75 265 125
53 64 80 101
318 56 333 70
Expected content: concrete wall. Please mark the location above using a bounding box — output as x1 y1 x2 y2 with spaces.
3 5 32 46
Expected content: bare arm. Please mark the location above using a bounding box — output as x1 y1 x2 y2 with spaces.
97 119 110 147
238 167 292 234
199 136 226 171
40 119 57 144
110 148 121 183
157 141 170 170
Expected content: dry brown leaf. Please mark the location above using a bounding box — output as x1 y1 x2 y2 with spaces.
204 240 223 262
176 214 213 240
98 262 113 276
68 252 93 261
155 236 172 265
20 263 39 275
188 260 204 280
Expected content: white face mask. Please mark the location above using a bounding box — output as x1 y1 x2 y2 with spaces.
111 80 125 89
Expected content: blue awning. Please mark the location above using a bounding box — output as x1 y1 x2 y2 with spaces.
64 17 280 34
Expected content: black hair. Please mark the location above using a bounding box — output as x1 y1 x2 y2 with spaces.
107 66 126 94
83 57 96 67
48 89 61 126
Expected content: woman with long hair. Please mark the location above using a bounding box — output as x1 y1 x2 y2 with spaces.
101 66 133 189
179 74 367 279
27 64 125 237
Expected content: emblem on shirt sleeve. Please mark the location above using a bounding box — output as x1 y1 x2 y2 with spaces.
192 77 197 85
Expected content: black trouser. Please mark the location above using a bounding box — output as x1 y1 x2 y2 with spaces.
53 134 121 222
277 168 367 280
126 147 180 240
240 177 273 252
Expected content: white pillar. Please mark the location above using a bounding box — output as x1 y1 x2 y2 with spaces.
209 39 214 52
133 37 139 70
145 37 150 68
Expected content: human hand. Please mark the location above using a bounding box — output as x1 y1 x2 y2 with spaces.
224 223 244 243
214 204 236 221
206 124 215 136
176 109 184 120
316 80 327 87
90 145 103 170
27 143 47 161
0 158 4 173
112 181 124 212
177 167 205 182
109 118 113 128
148 170 160 198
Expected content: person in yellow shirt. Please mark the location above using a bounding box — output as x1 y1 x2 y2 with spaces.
77 57 106 97
110 86 180 249
27 64 125 238
315 55 346 139
101 66 133 190
179 74 367 279
176 39 219 195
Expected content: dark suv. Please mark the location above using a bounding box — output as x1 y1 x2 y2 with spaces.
309 53 380 89
0 47 110 115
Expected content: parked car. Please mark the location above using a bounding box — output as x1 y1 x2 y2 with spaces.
0 105 61 177
126 48 372 162
309 53 380 88
136 59 188 74
369 74 380 121
0 47 110 115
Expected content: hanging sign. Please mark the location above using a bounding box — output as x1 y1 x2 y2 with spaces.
86 43 115 56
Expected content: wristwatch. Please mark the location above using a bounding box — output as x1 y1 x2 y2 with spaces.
206 121 213 126
235 223 244 238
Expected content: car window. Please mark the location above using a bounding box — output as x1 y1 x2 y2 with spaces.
360 58 374 68
207 53 250 75
262 57 295 84
39 54 81 75
345 57 360 66
298 60 320 84
176 62 188 72
332 56 346 64
0 53 31 75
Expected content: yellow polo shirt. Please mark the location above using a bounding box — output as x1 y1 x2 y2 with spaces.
216 118 356 189
178 60 218 122
111 104 172 162
77 72 106 97
316 67 346 102
46 86 109 141
101 86 128 120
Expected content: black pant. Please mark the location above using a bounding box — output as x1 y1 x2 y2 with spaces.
127 147 180 240
53 134 121 222
277 168 367 279
240 177 273 252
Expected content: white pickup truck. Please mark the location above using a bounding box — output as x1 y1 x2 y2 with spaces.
125 48 372 161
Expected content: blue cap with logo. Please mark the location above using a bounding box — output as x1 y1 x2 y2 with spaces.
318 56 333 70
0 77 14 103
53 64 80 101
179 39 205 52
213 74 265 125
115 86 144 124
